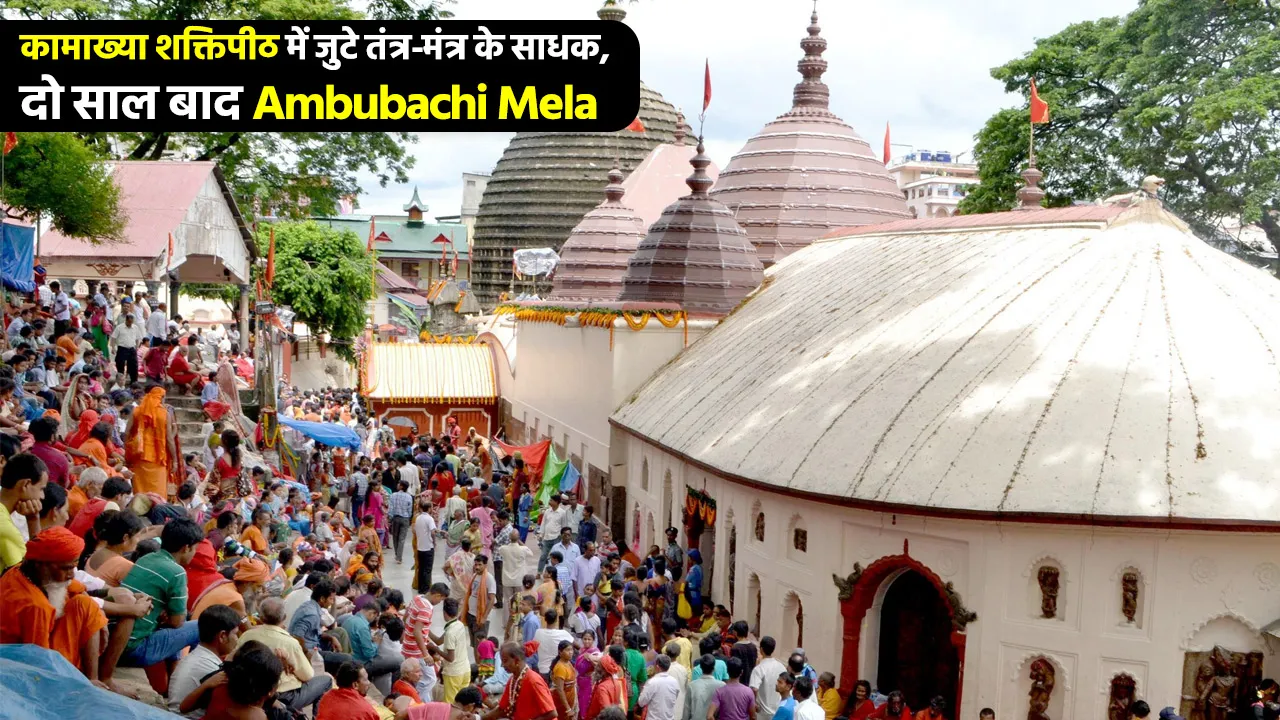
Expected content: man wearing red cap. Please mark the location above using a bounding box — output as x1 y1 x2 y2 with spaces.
0 526 110 686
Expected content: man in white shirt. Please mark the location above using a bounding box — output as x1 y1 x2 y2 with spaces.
537 494 569 573
750 637 787 720
572 541 600 599
640 654 683 720
662 642 690 720
793 677 826 720
284 571 321 626
552 526 581 570
168 604 242 715
413 498 438 590
50 282 72 336
110 309 144 384
398 456 422 497
146 301 168 343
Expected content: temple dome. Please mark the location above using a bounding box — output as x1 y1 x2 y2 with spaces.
469 3 685 304
709 11 911 266
549 165 647 302
613 200 1280 526
619 140 763 317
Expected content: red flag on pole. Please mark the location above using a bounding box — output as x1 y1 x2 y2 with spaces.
1030 79 1050 124
2 132 16 156
626 117 645 133
703 59 712 112
265 226 276 287
451 245 459 277
883 122 891 166
367 217 377 252
167 232 174 272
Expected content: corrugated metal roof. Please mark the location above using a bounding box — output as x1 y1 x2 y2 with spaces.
364 342 495 401
388 291 429 308
377 262 419 293
613 202 1280 524
41 161 242 259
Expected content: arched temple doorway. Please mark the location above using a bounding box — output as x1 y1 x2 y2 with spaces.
877 571 959 713
836 545 975 718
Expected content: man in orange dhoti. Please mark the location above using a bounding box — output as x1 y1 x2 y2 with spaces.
125 385 177 498
0 527 109 686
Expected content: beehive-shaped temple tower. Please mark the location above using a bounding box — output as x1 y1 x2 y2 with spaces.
469 2 684 304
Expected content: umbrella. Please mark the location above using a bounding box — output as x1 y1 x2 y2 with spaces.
384 416 417 428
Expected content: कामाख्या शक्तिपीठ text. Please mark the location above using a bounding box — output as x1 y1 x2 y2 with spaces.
252 83 598 120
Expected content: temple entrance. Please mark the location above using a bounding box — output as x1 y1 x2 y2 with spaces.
876 571 959 715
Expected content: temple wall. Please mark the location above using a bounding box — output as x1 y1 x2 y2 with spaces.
616 430 1280 720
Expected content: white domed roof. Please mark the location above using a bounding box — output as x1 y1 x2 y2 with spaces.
612 202 1280 527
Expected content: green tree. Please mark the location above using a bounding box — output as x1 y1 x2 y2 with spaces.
7 0 452 219
1 132 125 240
263 221 373 360
960 0 1280 259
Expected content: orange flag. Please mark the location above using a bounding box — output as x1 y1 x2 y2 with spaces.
626 117 645 133
883 122 891 165
1030 78 1050 124
2 132 16 156
265 226 276 287
367 217 377 252
167 232 174 272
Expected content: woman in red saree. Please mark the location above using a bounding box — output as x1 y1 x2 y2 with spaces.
125 386 176 497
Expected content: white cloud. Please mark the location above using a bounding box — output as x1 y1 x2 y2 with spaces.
355 0 1137 216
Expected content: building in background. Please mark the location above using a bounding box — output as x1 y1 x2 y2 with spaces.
886 149 980 218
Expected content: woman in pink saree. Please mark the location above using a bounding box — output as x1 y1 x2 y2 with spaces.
469 496 495 555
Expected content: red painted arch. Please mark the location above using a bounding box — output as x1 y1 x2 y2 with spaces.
839 550 967 716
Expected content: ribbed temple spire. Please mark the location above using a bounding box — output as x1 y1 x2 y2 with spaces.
790 11 830 112
604 163 625 203
686 138 714 197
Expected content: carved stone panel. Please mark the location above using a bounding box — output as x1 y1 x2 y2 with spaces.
1038 566 1061 619
1179 645 1264 720
1121 571 1139 623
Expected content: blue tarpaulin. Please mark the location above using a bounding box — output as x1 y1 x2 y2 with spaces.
278 417 362 451
0 644 177 720
1 222 36 293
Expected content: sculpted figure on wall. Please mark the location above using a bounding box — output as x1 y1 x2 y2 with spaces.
1108 674 1137 720
1181 645 1265 720
1028 658 1056 720
1037 566 1060 618
1121 571 1139 623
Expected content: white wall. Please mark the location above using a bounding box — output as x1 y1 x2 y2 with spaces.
617 432 1280 720
501 318 713 476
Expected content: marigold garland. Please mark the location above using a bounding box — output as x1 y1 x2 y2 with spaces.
494 304 688 350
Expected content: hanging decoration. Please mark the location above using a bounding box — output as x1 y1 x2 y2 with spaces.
493 304 689 350
418 333 478 344
683 487 717 528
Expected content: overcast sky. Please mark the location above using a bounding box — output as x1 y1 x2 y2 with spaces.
354 0 1137 217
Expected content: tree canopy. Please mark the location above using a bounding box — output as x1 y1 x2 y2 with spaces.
1 132 125 240
268 222 373 359
6 0 449 230
959 0 1280 257
188 222 373 359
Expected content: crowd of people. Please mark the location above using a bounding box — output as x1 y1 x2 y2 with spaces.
8 280 1273 720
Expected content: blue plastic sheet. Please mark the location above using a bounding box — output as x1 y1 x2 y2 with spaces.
1 222 36 293
278 417 362 451
0 644 178 720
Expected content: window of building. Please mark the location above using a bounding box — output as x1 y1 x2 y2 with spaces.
466 180 476 187
401 262 419 282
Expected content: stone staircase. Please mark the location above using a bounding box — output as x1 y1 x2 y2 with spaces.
166 389 258 456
